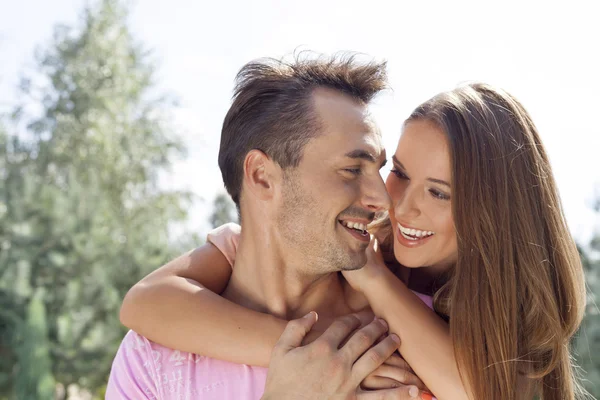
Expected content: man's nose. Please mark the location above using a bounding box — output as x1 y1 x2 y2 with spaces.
361 176 392 212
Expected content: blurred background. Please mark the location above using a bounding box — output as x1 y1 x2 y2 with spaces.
0 0 598 398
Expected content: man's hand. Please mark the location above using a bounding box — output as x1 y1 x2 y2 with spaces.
261 312 429 400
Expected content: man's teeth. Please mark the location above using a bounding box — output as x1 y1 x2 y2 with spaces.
397 223 434 239
341 221 368 231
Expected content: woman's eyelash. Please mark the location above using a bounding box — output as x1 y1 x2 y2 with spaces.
430 189 450 201
390 169 408 179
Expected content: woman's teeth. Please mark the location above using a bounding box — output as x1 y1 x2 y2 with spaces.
397 223 434 240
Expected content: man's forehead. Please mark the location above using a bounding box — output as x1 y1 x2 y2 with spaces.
304 89 386 163
312 88 375 129
311 125 385 168
364 115 383 147
342 113 385 158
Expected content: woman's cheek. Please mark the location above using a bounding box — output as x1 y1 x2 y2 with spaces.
385 176 406 205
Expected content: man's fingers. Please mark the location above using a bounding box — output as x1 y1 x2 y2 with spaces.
352 333 401 383
272 311 318 354
354 310 376 327
341 318 389 362
318 314 363 348
369 364 426 390
357 384 423 400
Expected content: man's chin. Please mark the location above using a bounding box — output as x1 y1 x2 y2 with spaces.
341 253 367 271
341 263 365 272
330 239 368 270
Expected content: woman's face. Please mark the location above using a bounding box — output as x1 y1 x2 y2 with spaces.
386 119 458 272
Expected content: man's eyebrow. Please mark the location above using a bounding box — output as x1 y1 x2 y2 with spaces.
346 149 387 168
345 149 377 163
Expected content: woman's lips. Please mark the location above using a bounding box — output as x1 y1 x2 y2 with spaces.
396 222 434 248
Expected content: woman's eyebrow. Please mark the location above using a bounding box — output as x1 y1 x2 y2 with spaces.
393 155 450 187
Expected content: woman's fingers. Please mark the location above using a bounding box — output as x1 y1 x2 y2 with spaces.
366 364 426 390
384 353 414 373
361 375 404 390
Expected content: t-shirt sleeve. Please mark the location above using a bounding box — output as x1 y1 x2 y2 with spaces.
206 222 241 268
412 291 434 309
105 331 160 400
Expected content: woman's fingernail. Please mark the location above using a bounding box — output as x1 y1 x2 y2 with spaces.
304 311 317 321
390 333 400 344
408 386 419 398
421 392 434 400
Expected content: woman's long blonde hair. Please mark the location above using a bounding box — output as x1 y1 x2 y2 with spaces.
383 83 586 399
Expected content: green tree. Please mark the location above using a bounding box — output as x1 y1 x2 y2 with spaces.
13 290 55 400
575 228 600 397
209 192 238 228
0 122 24 397
0 0 191 396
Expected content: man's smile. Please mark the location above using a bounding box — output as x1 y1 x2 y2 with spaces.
338 219 370 242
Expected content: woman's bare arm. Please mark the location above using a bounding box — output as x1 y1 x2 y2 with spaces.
119 241 286 367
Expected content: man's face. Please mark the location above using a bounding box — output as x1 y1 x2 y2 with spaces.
275 88 391 274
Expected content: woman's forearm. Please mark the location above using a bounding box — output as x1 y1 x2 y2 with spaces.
364 269 471 400
120 276 286 367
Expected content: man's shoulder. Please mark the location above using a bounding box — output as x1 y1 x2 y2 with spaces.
121 330 203 368
106 331 163 399
107 331 268 400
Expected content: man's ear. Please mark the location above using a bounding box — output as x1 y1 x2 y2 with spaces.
242 149 280 202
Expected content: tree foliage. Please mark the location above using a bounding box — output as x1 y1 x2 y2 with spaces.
575 234 600 397
0 0 190 396
209 193 238 228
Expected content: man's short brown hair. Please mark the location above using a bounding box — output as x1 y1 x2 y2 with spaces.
218 52 388 207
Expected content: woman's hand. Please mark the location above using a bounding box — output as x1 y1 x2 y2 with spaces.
362 353 434 400
343 235 388 293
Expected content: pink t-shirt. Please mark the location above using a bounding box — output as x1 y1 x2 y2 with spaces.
106 223 433 399
105 330 267 399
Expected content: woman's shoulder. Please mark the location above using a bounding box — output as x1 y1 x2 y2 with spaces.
206 222 241 267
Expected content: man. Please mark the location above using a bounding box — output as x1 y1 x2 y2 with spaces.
106 54 422 399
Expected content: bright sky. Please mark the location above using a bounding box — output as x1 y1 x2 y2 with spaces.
1 0 599 243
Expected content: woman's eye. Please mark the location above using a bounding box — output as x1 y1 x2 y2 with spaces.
390 169 408 180
430 189 450 201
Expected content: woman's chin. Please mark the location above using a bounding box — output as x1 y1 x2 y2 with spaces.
394 246 426 268
398 260 425 269
393 252 426 268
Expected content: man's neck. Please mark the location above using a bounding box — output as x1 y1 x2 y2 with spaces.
222 224 352 321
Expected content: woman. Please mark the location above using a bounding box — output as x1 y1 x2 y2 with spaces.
120 83 587 399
